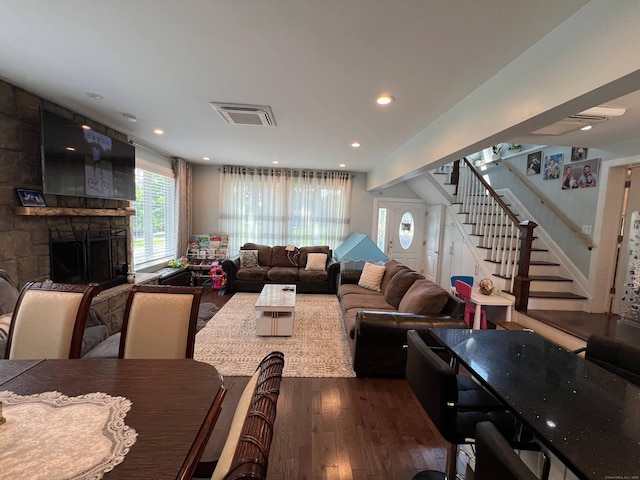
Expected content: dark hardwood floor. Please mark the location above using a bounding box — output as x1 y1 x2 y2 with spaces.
197 288 470 480
527 309 640 344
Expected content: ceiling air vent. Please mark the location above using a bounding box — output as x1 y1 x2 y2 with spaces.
531 106 625 136
210 102 276 127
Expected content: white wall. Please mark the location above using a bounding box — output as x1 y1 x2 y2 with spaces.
191 164 221 235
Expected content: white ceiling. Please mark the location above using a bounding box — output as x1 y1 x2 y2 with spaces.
2 0 635 177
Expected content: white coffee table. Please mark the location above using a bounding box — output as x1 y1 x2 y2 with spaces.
254 284 296 336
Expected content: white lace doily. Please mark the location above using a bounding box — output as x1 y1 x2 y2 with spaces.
0 390 138 480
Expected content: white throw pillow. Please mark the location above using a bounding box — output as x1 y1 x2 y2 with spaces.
358 262 386 291
239 250 259 267
305 253 327 271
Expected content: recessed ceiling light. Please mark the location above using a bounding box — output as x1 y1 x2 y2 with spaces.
376 95 394 105
86 92 103 100
81 124 91 130
351 142 361 148
339 164 346 168
122 113 138 123
66 146 76 152
202 157 210 161
580 125 593 131
272 160 279 165
154 128 164 135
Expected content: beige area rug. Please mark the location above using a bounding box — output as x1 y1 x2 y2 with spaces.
194 293 355 378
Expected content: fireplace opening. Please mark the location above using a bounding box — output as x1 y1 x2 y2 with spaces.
50 227 128 289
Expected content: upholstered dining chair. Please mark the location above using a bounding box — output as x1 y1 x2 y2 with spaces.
455 279 488 329
405 329 521 480
118 285 204 359
185 351 285 480
4 281 101 359
474 422 538 480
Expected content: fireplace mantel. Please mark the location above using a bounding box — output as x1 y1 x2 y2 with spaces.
15 206 136 217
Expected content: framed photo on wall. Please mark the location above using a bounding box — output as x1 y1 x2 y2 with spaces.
571 147 588 161
543 153 562 180
16 188 46 207
561 158 600 190
526 151 542 176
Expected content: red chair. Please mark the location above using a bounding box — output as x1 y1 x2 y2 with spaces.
455 280 488 329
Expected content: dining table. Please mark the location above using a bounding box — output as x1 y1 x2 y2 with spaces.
0 358 225 480
428 328 640 480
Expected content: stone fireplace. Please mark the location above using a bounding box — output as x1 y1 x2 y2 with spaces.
50 226 129 289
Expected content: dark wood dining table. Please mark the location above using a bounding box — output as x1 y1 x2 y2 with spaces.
0 358 225 479
429 328 640 480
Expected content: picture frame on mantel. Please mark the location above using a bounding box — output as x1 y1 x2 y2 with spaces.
16 188 46 207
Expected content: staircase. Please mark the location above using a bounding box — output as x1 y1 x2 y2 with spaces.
433 160 588 312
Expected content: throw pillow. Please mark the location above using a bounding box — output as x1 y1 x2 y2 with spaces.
239 250 259 268
398 279 450 315
305 253 327 271
358 262 386 291
384 268 424 308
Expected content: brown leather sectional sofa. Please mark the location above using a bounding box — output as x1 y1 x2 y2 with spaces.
338 260 467 377
222 243 340 294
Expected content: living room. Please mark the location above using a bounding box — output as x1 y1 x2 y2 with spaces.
2 2 640 479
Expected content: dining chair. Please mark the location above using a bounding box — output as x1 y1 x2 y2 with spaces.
188 351 285 480
574 334 640 386
405 329 521 480
118 284 204 359
4 281 101 359
455 279 488 329
474 422 538 480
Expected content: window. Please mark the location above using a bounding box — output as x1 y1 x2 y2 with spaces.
219 167 352 254
131 159 176 269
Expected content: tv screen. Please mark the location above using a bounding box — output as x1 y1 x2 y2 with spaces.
40 109 136 201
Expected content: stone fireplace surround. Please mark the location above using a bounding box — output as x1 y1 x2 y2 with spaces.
0 79 157 334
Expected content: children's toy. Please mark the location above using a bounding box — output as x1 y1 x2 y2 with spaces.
210 266 227 293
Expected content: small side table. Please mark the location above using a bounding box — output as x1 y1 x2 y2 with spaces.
469 291 513 329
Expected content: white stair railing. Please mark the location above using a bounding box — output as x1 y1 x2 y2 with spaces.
457 160 521 292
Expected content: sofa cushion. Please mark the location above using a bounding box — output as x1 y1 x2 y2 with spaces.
271 246 296 268
340 293 395 314
305 253 327 271
339 284 381 298
0 312 12 339
398 279 450 315
267 266 298 282
242 243 273 267
380 260 408 294
299 246 331 267
239 250 259 267
84 332 120 358
0 276 19 316
358 262 386 291
298 269 328 283
81 325 110 357
384 268 424 308
236 266 270 281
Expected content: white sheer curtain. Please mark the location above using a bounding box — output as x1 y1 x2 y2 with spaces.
219 167 352 255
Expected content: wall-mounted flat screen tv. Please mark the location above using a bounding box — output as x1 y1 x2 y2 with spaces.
40 109 136 201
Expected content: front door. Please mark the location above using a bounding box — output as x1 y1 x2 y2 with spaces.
375 200 426 272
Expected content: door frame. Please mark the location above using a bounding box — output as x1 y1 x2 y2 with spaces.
372 197 427 271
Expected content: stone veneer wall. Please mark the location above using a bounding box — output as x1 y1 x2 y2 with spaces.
0 78 132 288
